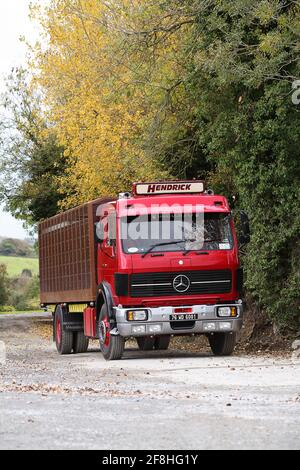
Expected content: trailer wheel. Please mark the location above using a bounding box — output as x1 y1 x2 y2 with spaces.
55 306 73 355
208 333 237 356
73 332 89 354
155 335 171 350
137 337 155 351
99 304 124 361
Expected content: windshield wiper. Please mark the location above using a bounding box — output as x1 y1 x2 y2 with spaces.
142 239 196 258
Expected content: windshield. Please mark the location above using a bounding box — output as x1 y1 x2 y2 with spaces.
121 213 233 255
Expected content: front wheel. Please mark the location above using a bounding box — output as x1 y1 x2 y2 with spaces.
99 304 124 361
208 333 237 356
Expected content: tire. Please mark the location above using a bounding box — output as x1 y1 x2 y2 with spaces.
137 337 155 351
55 306 73 355
99 304 124 361
208 333 237 356
155 335 171 350
73 331 89 354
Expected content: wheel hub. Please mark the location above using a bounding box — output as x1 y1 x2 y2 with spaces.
100 318 110 347
56 317 61 345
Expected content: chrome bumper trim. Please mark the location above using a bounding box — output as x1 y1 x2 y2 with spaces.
114 303 243 337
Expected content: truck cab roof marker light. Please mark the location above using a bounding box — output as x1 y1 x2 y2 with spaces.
119 192 132 199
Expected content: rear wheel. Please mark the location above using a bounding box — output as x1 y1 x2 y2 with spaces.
99 304 124 361
155 335 171 350
137 337 155 351
55 306 73 355
73 331 89 354
208 333 237 356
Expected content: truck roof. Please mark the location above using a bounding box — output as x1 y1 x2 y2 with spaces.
117 194 231 216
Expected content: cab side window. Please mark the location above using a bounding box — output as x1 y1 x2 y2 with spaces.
107 212 117 248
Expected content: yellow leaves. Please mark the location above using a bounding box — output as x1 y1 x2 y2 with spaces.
29 0 181 208
254 1 277 26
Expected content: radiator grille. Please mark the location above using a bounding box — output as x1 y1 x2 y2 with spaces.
130 270 232 298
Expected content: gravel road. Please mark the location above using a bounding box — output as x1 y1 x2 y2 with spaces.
0 314 299 450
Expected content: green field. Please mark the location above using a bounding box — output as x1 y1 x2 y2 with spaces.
0 310 44 315
0 256 39 277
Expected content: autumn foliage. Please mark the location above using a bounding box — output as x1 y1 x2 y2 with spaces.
30 0 179 207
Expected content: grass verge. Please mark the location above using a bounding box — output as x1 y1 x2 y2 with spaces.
0 255 39 277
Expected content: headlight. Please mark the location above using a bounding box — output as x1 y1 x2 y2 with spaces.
127 310 148 321
217 306 238 318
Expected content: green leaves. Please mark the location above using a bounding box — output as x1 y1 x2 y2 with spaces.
159 0 300 328
0 69 67 225
0 265 9 307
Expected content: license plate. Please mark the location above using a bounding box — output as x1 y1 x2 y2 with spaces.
170 314 198 321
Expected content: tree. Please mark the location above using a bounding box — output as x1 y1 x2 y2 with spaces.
188 1 300 329
9 275 40 311
0 238 34 257
0 264 9 307
85 0 300 328
0 68 67 225
18 0 300 329
30 0 168 208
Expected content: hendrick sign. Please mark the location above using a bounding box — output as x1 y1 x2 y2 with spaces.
134 181 205 196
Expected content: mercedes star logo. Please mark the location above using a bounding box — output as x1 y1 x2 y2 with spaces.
173 275 191 293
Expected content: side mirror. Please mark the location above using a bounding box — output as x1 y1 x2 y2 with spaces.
239 233 250 245
95 221 105 243
239 211 250 245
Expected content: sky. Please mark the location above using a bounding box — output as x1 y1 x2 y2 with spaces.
0 0 41 239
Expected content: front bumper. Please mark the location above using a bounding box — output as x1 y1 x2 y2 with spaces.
114 303 243 338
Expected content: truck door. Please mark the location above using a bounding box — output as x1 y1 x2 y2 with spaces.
98 211 117 286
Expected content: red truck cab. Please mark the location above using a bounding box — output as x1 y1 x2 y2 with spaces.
39 181 249 360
